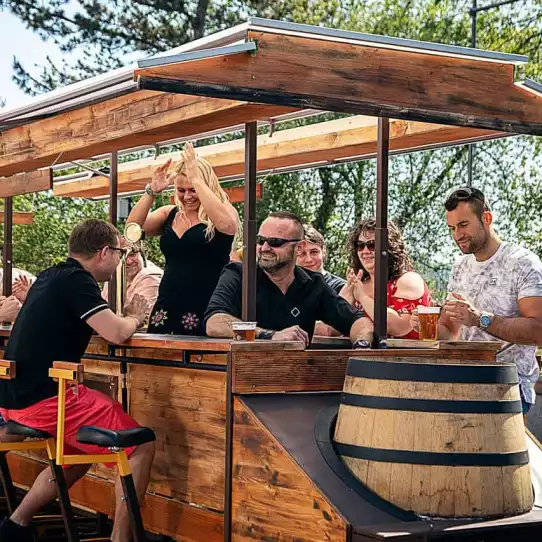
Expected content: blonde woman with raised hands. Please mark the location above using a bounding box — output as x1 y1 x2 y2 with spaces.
127 142 239 335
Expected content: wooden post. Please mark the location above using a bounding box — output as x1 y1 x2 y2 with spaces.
108 152 119 313
242 122 258 321
374 118 390 348
2 197 13 298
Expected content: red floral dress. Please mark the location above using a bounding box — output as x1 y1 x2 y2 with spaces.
354 274 432 339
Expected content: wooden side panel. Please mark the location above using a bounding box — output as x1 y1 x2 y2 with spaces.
7 453 223 542
129 364 226 511
0 169 52 197
232 398 346 542
232 348 498 394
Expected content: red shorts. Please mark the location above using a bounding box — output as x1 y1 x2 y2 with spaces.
0 385 140 467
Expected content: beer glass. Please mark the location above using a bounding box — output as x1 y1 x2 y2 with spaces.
418 306 440 341
232 321 257 341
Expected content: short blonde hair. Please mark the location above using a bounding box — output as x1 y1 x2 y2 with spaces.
172 154 230 240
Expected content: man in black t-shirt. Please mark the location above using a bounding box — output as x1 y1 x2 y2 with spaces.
0 219 154 542
297 224 346 294
205 211 373 346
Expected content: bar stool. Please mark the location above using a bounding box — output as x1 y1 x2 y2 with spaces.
49 361 155 542
0 361 59 516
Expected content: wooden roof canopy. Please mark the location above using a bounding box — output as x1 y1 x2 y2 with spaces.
0 18 541 198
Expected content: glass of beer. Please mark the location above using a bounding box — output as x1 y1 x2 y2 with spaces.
417 306 440 341
232 321 257 341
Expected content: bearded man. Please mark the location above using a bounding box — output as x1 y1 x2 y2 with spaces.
413 187 542 413
205 211 372 347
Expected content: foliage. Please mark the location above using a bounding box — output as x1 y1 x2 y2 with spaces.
3 193 107 275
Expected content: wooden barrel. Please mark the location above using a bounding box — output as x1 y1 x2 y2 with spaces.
333 357 533 519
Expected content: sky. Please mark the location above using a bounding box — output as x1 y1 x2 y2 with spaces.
0 11 66 109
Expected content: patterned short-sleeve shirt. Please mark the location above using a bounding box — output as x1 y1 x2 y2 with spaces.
448 242 542 404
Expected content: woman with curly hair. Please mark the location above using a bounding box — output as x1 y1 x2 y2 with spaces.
339 218 432 339
126 142 239 335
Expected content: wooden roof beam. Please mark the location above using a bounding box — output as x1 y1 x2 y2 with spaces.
0 212 33 225
0 89 298 178
135 30 542 135
0 169 52 198
53 115 504 199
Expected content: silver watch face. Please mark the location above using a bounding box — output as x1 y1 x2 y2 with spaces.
480 314 491 328
124 222 142 243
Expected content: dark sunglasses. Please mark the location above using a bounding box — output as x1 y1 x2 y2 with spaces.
355 240 376 251
444 187 488 211
256 235 302 248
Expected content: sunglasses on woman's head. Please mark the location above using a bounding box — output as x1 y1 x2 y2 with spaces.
256 235 302 248
355 240 376 251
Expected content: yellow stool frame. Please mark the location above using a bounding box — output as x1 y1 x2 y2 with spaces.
0 360 77 537
49 361 148 542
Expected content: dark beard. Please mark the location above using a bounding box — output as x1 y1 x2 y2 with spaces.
257 255 290 274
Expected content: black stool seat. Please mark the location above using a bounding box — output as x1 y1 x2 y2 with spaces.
76 426 155 448
6 420 52 440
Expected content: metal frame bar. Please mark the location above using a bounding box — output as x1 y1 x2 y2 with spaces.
2 197 13 298
374 118 390 348
138 41 257 69
224 351 234 542
69 161 111 179
108 151 119 312
242 122 258 322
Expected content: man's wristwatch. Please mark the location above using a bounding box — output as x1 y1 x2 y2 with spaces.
256 329 275 340
144 183 162 198
479 311 493 329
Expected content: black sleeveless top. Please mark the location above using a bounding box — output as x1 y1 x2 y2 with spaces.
148 207 233 335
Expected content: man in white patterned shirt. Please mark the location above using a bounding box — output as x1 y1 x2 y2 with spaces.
414 186 542 412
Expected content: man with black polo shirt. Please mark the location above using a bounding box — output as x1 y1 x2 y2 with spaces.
0 219 154 542
205 211 373 346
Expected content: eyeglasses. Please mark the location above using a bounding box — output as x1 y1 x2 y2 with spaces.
355 240 376 251
256 235 302 248
106 246 128 256
444 187 488 211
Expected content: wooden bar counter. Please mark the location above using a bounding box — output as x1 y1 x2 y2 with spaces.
0 330 540 541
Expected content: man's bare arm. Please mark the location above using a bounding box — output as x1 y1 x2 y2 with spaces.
206 313 239 338
480 297 542 345
349 317 374 344
444 296 542 345
87 309 140 344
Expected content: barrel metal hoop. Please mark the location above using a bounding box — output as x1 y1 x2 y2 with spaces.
340 392 523 413
347 358 519 384
334 442 529 467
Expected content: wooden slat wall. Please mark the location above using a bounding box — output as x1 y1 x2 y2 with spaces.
232 398 347 542
129 363 227 511
7 453 223 542
231 348 499 394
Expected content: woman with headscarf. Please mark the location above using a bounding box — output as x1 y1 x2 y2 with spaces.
126 142 239 335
